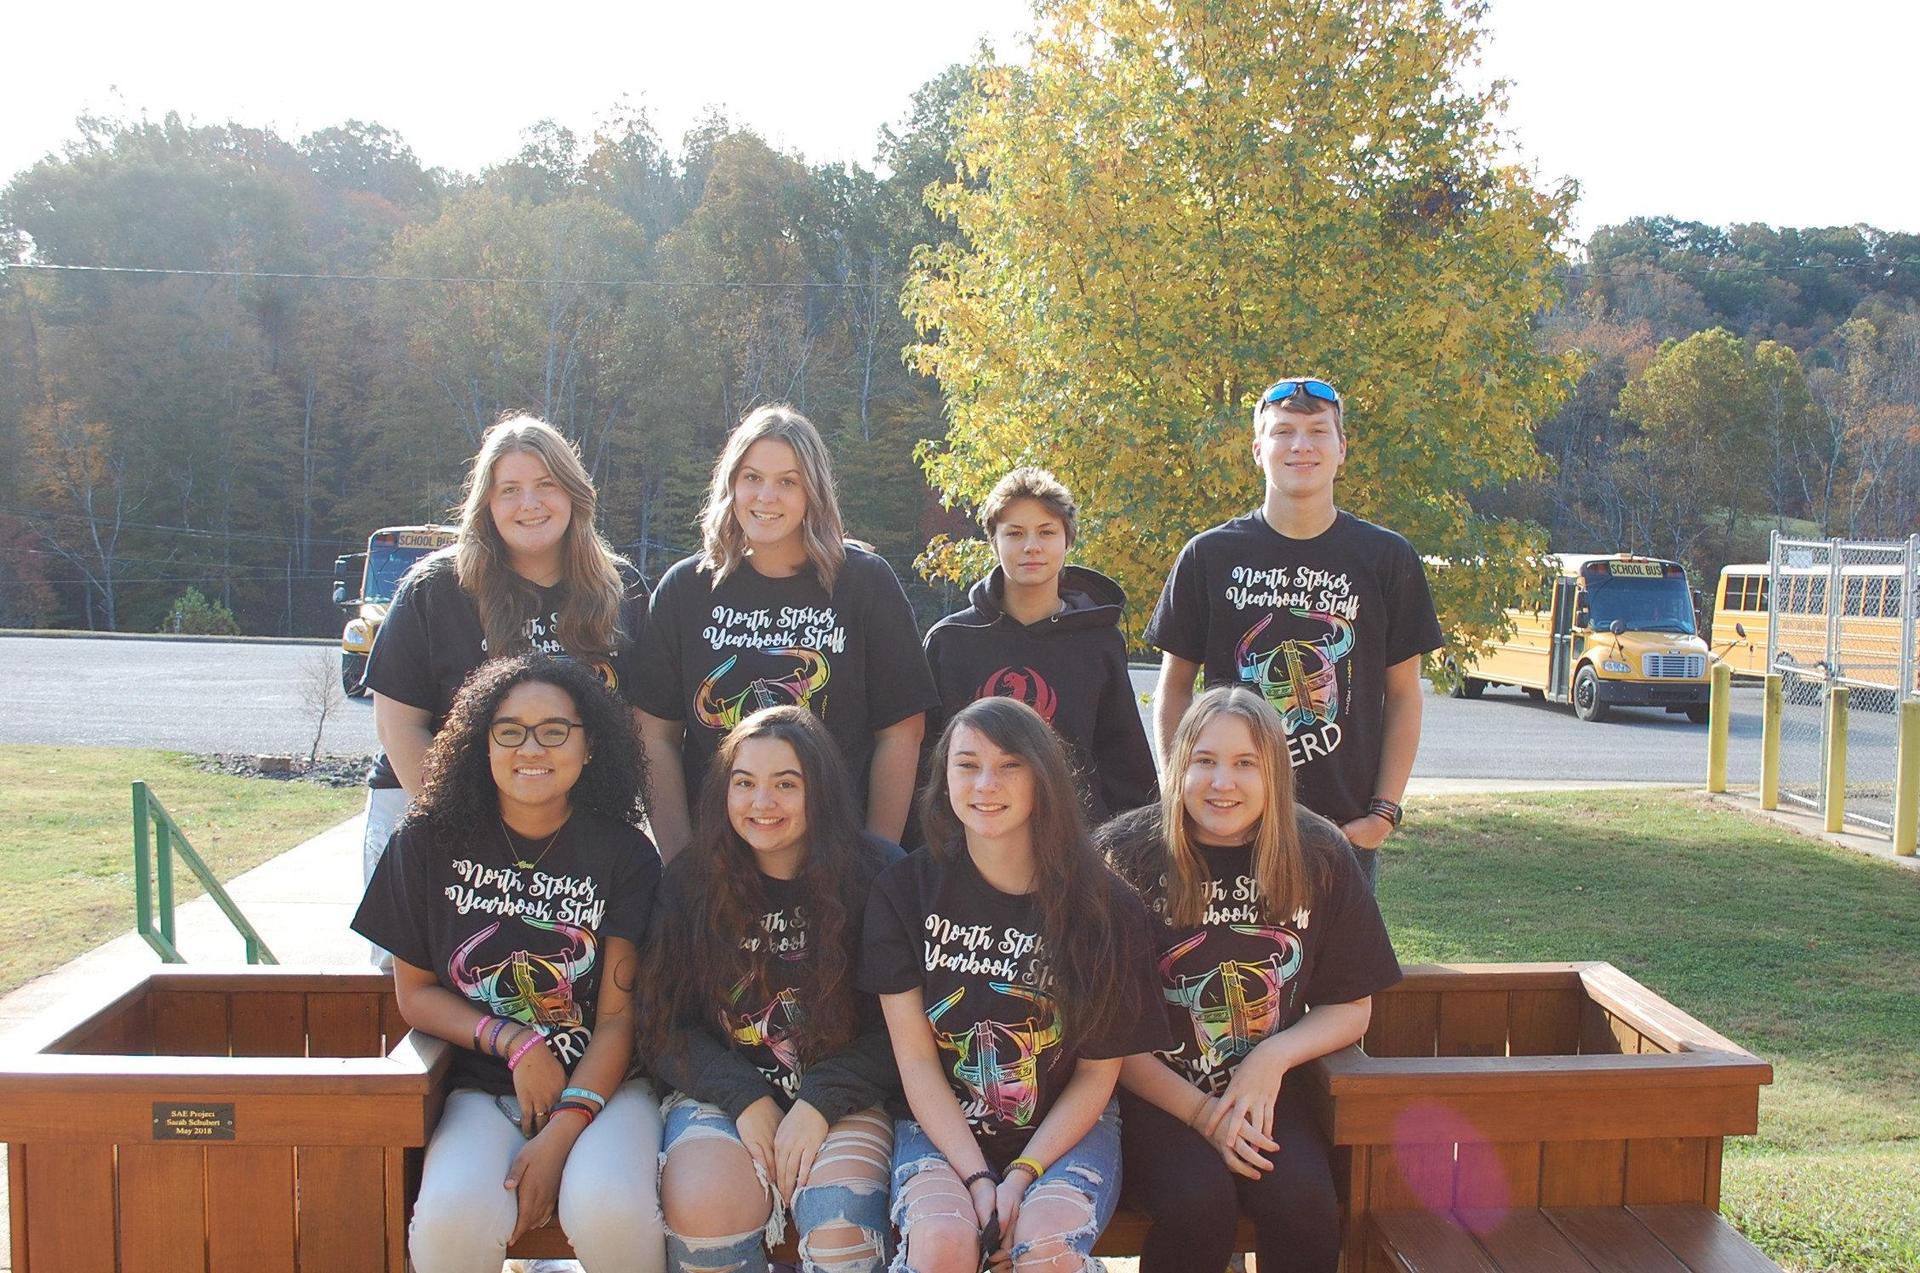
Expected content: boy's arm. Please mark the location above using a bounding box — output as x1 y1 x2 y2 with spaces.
1152 652 1201 764
1343 655 1422 850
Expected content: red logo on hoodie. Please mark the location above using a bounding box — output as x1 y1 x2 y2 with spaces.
979 666 1059 724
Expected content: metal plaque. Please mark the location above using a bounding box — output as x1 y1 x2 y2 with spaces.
152 1102 235 1141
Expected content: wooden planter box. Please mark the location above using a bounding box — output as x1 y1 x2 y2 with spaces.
0 967 447 1273
1297 962 1774 1272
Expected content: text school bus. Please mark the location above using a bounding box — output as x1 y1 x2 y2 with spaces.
1453 553 1713 723
331 525 456 695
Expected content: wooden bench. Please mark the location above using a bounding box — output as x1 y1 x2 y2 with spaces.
1370 1204 1780 1271
0 962 1779 1272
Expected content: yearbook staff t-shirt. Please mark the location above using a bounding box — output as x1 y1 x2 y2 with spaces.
1114 812 1400 1095
634 547 939 809
362 550 649 789
727 870 815 1100
351 809 660 1094
858 848 1168 1167
1144 511 1443 825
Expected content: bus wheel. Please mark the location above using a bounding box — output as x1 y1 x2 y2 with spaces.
341 652 368 698
1685 703 1711 724
1572 667 1610 722
1450 675 1486 699
1523 687 1545 700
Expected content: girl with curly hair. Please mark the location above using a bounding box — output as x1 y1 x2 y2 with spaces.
1098 687 1400 1273
352 654 665 1273
360 414 648 902
632 403 937 860
641 706 900 1272
860 697 1167 1272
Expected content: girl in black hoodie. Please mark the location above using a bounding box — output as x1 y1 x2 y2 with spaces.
922 467 1158 827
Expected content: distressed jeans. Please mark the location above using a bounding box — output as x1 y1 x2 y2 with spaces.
659 1094 893 1273
888 1101 1121 1271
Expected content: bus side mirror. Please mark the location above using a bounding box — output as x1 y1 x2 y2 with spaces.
332 583 348 605
1692 589 1705 617
1609 619 1626 637
1574 604 1590 629
1735 622 1748 640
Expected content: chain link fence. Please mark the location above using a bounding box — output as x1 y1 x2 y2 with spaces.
1768 534 1918 833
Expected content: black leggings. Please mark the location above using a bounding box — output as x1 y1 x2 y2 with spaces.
1119 1085 1341 1273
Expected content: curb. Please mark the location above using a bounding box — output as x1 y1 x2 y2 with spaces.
0 629 337 648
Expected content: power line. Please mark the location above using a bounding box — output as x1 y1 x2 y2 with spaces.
6 261 898 291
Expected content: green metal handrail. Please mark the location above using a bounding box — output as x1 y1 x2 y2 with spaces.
133 781 278 965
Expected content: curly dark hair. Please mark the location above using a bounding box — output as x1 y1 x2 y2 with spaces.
407 654 647 849
919 695 1127 1046
638 706 884 1069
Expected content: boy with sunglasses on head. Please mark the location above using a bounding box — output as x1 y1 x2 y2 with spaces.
1144 377 1442 889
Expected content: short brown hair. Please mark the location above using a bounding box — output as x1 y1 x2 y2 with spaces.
980 467 1079 547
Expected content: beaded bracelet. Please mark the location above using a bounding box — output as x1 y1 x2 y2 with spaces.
561 1086 607 1109
505 1030 545 1071
961 1168 998 1190
1007 1156 1046 1182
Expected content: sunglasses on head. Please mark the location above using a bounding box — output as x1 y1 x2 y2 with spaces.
1260 378 1342 408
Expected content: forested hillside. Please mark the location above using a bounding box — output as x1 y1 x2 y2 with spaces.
0 79 974 635
3 84 1916 637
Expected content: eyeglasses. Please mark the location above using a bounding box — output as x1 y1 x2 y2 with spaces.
489 718 584 748
1259 378 1342 410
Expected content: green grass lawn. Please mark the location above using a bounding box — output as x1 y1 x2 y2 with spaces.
0 746 363 997
1388 792 1920 1273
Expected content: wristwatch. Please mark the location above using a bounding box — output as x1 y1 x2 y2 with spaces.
1367 797 1403 829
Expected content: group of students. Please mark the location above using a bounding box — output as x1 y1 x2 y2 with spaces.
349 376 1442 1273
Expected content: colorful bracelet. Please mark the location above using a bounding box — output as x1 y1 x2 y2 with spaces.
961 1169 997 1189
561 1086 607 1109
472 1016 494 1050
549 1100 596 1125
505 1030 545 1071
486 1017 513 1057
1007 1156 1046 1182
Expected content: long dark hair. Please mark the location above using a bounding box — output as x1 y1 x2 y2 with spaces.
409 654 646 852
638 707 880 1065
918 696 1124 1044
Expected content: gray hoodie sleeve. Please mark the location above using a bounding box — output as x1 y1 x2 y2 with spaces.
650 1021 783 1121
794 1014 899 1126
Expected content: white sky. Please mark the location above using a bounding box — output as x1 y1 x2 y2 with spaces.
2 0 1913 241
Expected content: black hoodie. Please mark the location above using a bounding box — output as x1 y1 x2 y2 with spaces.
923 564 1158 825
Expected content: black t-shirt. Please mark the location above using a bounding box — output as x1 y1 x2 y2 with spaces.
727 870 816 1100
1144 511 1444 825
351 808 660 1094
633 547 939 810
1126 818 1400 1095
362 550 650 789
858 848 1168 1166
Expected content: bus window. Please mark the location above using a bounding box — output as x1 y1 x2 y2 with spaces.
1757 578 1769 611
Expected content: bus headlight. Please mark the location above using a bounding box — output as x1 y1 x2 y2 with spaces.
1603 659 1630 674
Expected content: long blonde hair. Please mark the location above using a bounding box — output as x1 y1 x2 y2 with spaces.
698 404 847 591
1160 687 1310 926
453 414 628 657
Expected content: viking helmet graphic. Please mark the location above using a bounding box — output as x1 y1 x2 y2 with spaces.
1236 610 1354 729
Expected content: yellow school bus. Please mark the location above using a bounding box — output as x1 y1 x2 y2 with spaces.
1715 561 1911 686
1454 553 1713 723
331 525 456 696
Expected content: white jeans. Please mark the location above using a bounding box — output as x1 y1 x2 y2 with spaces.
410 1079 666 1273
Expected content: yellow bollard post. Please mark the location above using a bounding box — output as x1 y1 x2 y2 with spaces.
1824 684 1849 834
1761 675 1783 810
1707 662 1732 792
1896 700 1920 857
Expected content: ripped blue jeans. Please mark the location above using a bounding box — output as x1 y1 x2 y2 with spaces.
659 1093 893 1273
888 1101 1121 1271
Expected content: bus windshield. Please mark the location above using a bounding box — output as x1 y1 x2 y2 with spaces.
1584 574 1696 634
363 543 435 604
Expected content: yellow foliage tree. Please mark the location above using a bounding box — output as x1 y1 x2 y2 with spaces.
904 0 1578 654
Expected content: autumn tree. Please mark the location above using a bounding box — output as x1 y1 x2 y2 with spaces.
904 0 1576 654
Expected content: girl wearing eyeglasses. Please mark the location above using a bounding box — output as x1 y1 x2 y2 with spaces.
860 697 1166 1272
353 654 665 1273
1098 687 1400 1273
632 404 938 862
360 415 648 900
641 707 900 1272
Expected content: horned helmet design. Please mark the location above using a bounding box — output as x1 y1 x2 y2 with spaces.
727 972 804 1075
1236 609 1355 729
926 982 1064 1127
1161 926 1305 1068
449 918 597 1028
695 647 830 731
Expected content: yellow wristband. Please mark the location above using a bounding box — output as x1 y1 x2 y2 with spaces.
1008 1155 1046 1181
